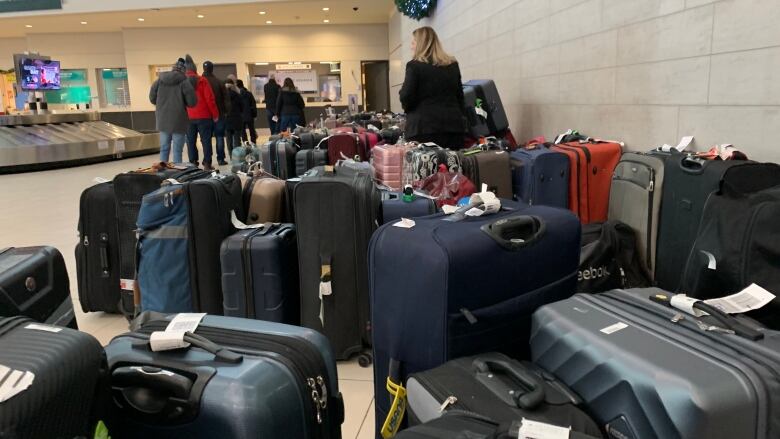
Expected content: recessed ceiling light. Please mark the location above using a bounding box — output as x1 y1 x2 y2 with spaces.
197 14 204 18
25 24 32 28
80 21 88 25
137 18 145 22
323 19 330 23
322 7 330 11
265 20 272 24
259 11 266 15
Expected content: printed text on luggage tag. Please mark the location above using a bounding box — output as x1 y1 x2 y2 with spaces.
517 418 571 439
703 283 775 314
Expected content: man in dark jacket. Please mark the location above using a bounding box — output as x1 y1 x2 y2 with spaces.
184 54 219 171
202 61 231 166
263 75 281 134
236 79 258 143
149 58 196 163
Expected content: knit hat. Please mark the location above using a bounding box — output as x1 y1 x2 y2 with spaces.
184 54 197 73
173 57 186 72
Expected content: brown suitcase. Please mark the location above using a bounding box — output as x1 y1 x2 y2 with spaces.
459 149 513 199
239 170 288 224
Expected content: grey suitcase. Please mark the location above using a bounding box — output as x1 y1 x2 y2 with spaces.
607 153 665 279
531 288 780 439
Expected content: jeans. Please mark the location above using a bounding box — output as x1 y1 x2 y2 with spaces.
226 129 243 153
241 120 257 143
213 118 227 162
266 109 279 135
187 119 214 165
279 115 300 133
159 131 186 163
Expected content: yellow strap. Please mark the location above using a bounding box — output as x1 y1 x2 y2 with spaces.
381 377 407 439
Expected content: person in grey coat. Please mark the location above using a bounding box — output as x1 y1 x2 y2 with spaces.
149 58 197 163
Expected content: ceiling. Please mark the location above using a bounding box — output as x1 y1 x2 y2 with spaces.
0 0 395 38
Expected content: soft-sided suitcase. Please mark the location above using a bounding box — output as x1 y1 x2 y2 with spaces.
396 413 602 439
261 138 298 179
327 132 365 164
294 166 380 360
510 145 570 208
113 165 208 316
0 316 108 439
405 353 603 437
220 224 300 324
458 148 513 198
76 181 122 314
463 85 490 138
380 191 437 224
296 147 329 177
531 288 780 439
653 157 768 291
241 172 288 224
404 145 461 186
0 246 77 328
607 152 665 279
299 130 329 150
104 314 344 439
551 141 621 224
370 202 581 435
463 80 509 135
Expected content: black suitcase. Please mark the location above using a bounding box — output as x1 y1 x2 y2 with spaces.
0 246 77 328
220 224 300 324
294 165 380 360
463 85 490 138
397 413 602 439
0 316 108 439
463 80 509 135
113 165 209 316
654 157 775 291
296 148 328 177
76 181 121 314
262 138 298 179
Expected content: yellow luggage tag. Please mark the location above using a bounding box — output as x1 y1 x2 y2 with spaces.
381 377 407 438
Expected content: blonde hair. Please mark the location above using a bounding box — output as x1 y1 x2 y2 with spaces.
412 26 456 66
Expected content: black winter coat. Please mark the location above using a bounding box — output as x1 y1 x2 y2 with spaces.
399 60 467 138
276 89 305 117
226 88 244 130
239 88 257 122
203 72 230 118
264 81 281 111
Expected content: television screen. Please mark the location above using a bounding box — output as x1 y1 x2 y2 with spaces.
20 58 61 90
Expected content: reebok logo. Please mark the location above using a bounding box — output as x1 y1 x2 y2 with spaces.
578 265 611 281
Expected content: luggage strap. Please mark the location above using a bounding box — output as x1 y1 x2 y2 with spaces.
381 359 406 438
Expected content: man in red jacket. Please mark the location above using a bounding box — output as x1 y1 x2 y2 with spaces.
184 54 219 171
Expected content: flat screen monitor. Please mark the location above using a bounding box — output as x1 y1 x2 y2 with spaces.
20 58 61 90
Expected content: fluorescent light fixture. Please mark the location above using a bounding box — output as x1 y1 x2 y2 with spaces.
323 19 330 23
197 14 204 18
319 61 335 64
259 11 266 15
137 18 145 22
103 68 112 71
80 21 88 25
255 62 269 65
25 24 32 28
265 20 272 24
322 7 330 11
293 61 302 64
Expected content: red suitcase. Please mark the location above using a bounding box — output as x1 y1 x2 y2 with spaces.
327 133 366 164
552 141 621 223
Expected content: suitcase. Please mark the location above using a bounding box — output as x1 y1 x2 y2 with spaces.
76 181 121 314
104 314 344 439
653 157 765 291
551 141 622 224
327 132 364 164
230 142 262 173
404 145 462 186
137 175 243 315
114 165 209 316
0 316 108 439
463 80 509 135
531 288 780 439
373 143 411 191
370 202 582 435
380 191 437 224
241 172 287 224
510 145 570 208
299 130 329 150
405 353 603 437
296 147 329 177
458 148 513 198
0 247 77 329
680 165 780 328
397 413 602 439
261 138 298 179
220 224 300 324
607 152 665 279
294 166 380 360
463 85 491 138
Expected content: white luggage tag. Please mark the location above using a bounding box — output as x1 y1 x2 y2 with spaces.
517 418 571 439
149 313 206 352
0 365 35 403
231 211 265 230
465 185 501 217
319 263 333 326
703 283 776 315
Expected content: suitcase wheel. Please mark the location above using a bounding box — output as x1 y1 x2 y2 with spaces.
358 352 373 368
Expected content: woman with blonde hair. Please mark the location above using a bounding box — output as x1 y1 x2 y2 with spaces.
399 26 467 149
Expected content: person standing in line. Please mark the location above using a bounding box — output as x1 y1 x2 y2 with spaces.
236 79 258 143
202 61 231 166
263 75 281 135
273 77 305 133
184 54 219 171
149 58 196 163
399 26 467 149
225 79 245 152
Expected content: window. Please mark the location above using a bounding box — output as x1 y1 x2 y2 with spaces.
247 62 342 103
97 68 130 108
44 69 90 105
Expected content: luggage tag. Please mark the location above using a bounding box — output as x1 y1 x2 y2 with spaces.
465 185 501 217
0 365 35 403
516 418 571 439
149 313 206 352
231 211 266 230
392 218 415 229
319 263 332 326
703 283 775 315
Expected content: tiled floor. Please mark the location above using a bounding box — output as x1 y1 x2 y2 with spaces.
0 138 376 438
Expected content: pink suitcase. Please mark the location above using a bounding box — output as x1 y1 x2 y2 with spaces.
373 144 411 190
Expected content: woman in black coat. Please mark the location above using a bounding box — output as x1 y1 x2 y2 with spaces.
274 78 306 133
225 79 245 151
399 26 467 149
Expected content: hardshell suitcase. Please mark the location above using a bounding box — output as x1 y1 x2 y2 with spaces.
380 191 437 224
463 80 509 135
220 224 300 324
405 353 603 437
104 314 344 439
370 202 581 435
0 316 108 439
458 148 513 198
296 147 329 177
241 172 288 224
396 413 602 439
373 143 411 191
531 288 780 439
607 153 665 279
0 246 76 328
76 181 121 313
261 138 298 179
327 133 365 164
510 145 570 208
294 166 380 359
653 157 764 291
551 141 621 224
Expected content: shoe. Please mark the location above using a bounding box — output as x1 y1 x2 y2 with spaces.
190 161 199 167
203 163 215 172
217 160 228 166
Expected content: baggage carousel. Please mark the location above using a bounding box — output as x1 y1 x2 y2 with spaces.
0 112 159 173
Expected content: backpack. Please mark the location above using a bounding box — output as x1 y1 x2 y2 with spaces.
577 221 650 293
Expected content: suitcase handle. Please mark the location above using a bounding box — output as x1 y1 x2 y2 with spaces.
132 332 244 364
481 216 545 250
472 358 545 410
680 156 707 174
112 365 194 404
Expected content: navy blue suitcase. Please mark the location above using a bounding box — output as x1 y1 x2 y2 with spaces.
380 191 437 224
369 201 581 436
510 146 570 208
104 314 344 439
220 224 300 324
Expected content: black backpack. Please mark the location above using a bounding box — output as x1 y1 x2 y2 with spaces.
577 221 650 293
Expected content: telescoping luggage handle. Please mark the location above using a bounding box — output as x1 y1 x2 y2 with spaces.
480 216 546 251
472 356 545 410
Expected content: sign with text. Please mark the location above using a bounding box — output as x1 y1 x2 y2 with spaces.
275 64 312 71
0 0 61 13
271 69 318 92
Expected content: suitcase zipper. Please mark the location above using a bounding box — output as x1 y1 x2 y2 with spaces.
242 230 257 319
740 203 768 287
